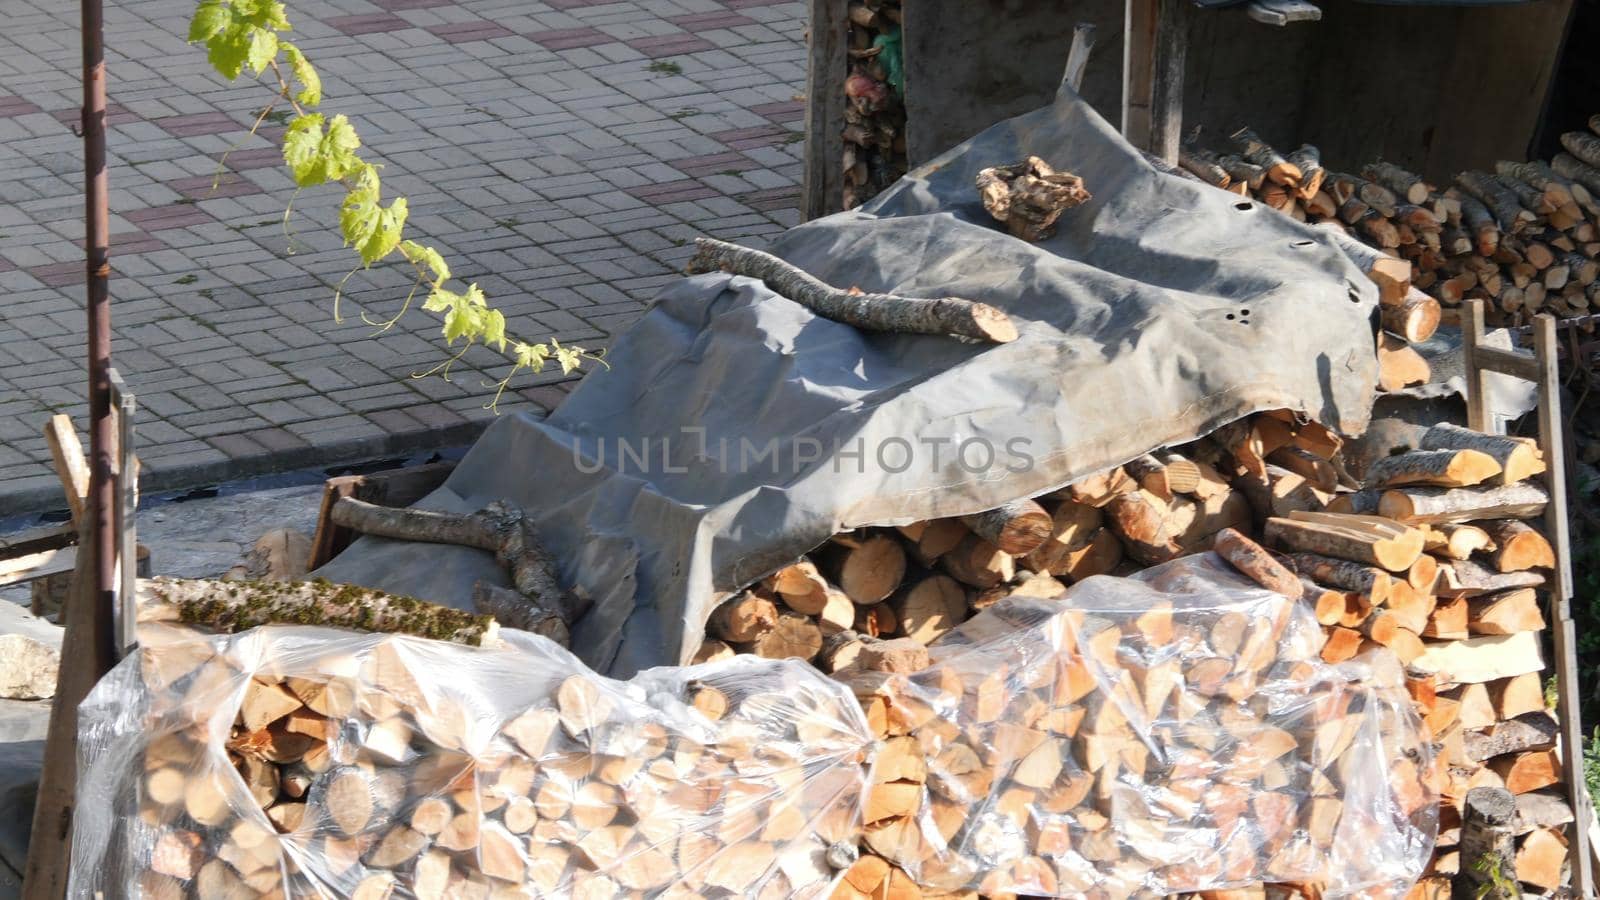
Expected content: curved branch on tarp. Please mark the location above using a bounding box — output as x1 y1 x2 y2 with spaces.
686 237 1018 343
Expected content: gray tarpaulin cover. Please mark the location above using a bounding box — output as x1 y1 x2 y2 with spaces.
318 90 1381 676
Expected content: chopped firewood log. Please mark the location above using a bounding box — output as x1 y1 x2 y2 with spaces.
686 238 1018 343
1514 791 1574 835
137 578 499 646
1490 750 1560 795
1218 155 1267 191
899 519 968 565
769 559 830 613
974 156 1091 242
1418 426 1543 484
1412 631 1544 684
827 533 908 606
1425 523 1494 560
1365 162 1431 205
1515 827 1567 892
959 499 1052 555
1425 595 1469 640
1285 552 1392 604
939 534 1014 588
1265 445 1337 492
708 592 778 643
1264 512 1423 572
1467 588 1545 636
1364 448 1501 489
1179 147 1231 188
1381 290 1442 343
1439 559 1544 597
1478 520 1554 571
1465 714 1559 763
1287 145 1326 200
1021 499 1101 574
1230 128 1300 185
748 611 824 661
1105 490 1194 564
1213 528 1302 600
1376 333 1430 391
473 582 569 645
1487 671 1546 720
1064 467 1137 507
1378 481 1549 524
1456 171 1537 232
1560 130 1600 169
1455 787 1519 899
892 575 967 645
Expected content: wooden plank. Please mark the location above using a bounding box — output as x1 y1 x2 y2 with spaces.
801 0 848 220
1121 0 1157 151
1533 312 1593 894
1059 22 1097 96
1462 299 1493 431
1148 0 1186 164
1474 345 1542 384
0 545 76 587
42 415 87 522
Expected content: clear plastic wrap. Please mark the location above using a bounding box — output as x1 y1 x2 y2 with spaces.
70 623 871 898
70 555 1435 898
846 555 1437 898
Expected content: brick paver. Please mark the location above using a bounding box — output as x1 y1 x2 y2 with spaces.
0 0 805 515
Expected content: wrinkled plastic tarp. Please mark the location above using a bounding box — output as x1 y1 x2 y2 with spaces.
70 556 1432 898
318 89 1380 675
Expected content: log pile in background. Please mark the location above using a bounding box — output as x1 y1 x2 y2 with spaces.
704 406 1570 897
1178 116 1600 332
841 0 906 211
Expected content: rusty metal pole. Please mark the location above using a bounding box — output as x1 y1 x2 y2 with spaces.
82 0 115 664
19 0 116 894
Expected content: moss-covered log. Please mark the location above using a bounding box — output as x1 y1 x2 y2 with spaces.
137 577 500 646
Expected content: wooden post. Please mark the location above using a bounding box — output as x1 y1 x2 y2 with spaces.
109 368 137 656
1458 297 1593 896
1058 22 1097 98
1121 0 1184 164
802 0 848 220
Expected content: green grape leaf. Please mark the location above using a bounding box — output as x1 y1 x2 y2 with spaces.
282 113 327 185
282 42 321 106
514 341 552 372
246 28 280 76
232 0 290 30
442 302 479 344
422 285 458 314
556 344 585 374
188 1 230 43
400 240 449 286
320 114 361 180
482 308 506 351
360 197 407 266
462 283 487 308
206 22 254 80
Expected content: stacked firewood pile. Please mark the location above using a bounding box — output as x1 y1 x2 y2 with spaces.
702 408 1570 897
1178 118 1600 331
841 0 906 210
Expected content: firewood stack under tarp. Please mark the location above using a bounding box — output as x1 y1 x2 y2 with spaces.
702 404 1573 898
1178 117 1600 332
841 0 906 211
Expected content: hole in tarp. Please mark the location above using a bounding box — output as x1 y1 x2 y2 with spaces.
1234 201 1253 211
1240 309 1249 315
1292 240 1314 247
1226 313 1235 320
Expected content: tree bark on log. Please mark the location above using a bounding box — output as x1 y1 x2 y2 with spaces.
1455 787 1519 899
1418 424 1545 486
1213 527 1302 600
1456 171 1537 232
1560 131 1600 169
1362 449 1501 489
1287 145 1325 200
137 578 500 646
960 499 1052 556
1229 127 1300 185
331 497 584 626
1378 481 1549 525
686 238 1018 343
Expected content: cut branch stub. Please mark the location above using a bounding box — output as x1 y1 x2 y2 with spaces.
974 155 1092 242
686 238 1017 343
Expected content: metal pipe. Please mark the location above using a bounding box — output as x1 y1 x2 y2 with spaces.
82 0 115 666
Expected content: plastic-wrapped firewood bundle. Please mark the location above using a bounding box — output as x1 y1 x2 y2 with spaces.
69 622 872 899
837 555 1438 899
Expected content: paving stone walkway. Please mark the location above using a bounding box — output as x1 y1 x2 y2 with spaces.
0 0 806 515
